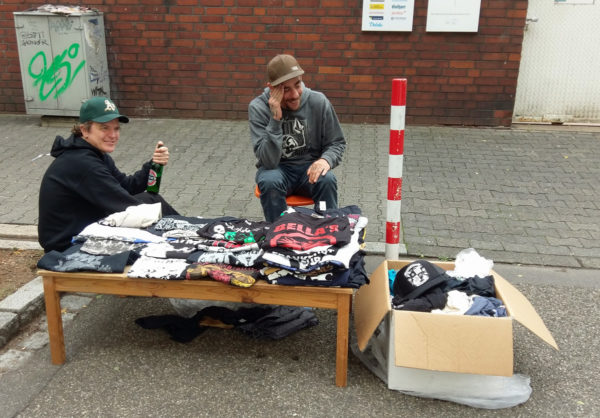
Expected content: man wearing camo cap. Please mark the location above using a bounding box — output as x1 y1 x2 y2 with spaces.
248 54 346 222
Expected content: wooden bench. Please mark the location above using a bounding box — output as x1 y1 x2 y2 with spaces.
38 269 354 387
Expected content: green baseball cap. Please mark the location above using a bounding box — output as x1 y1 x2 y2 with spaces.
79 96 129 123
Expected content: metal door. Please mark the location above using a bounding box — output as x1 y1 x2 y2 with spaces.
14 10 110 117
513 0 600 124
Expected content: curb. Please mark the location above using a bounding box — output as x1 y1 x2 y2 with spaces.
0 239 42 250
0 276 45 349
0 224 39 242
0 225 44 350
0 223 41 251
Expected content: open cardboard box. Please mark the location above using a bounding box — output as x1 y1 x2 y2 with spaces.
354 259 558 377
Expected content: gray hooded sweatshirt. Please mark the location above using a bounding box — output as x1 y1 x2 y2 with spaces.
248 84 346 170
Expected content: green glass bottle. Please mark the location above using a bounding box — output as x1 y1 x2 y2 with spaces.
146 162 163 193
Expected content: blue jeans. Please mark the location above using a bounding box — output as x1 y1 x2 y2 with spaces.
256 161 338 222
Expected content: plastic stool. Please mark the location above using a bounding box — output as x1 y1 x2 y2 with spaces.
254 185 314 207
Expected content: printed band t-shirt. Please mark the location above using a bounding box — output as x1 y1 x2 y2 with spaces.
264 212 352 251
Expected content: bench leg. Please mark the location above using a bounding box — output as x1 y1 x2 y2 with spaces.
335 293 352 387
43 276 66 365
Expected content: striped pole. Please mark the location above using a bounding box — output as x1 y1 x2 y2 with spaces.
385 78 406 260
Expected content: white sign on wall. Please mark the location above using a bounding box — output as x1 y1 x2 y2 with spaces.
361 0 415 32
554 0 595 4
426 0 482 32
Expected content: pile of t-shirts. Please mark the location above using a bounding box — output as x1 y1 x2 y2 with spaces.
388 249 507 317
37 205 369 289
259 206 369 288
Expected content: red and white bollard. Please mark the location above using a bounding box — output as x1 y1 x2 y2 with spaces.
385 78 406 260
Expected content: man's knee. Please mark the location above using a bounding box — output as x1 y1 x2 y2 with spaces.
257 169 285 192
317 171 337 190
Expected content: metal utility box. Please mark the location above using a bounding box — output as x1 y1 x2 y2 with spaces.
14 6 110 116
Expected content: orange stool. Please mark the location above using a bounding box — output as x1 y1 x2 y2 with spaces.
254 185 314 207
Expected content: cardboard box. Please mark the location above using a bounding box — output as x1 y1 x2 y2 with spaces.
350 315 535 409
354 260 558 377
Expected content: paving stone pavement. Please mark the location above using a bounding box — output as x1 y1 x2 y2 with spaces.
1 114 600 268
1 110 599 415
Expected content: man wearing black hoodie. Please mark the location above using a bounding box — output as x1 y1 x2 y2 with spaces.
38 96 178 253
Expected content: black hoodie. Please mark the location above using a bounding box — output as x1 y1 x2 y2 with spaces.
38 134 152 252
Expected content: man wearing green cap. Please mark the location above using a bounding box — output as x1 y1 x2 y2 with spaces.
248 54 346 222
38 96 178 253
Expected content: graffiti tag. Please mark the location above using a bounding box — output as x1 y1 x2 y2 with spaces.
20 31 49 47
91 86 107 96
89 64 108 85
28 43 85 101
48 18 74 33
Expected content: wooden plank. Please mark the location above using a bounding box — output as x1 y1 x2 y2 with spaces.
50 276 351 309
42 275 65 365
335 292 352 387
37 269 354 386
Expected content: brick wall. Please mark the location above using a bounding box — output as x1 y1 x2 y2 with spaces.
0 0 527 126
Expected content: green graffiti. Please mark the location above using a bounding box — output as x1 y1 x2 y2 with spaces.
28 43 85 101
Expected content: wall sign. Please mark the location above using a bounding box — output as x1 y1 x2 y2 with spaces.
426 0 482 32
554 0 594 4
361 0 415 32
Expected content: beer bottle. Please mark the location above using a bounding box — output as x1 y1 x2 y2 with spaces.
147 143 165 193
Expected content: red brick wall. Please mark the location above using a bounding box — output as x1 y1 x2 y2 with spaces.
0 0 527 126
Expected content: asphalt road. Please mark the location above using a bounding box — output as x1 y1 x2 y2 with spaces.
0 257 598 417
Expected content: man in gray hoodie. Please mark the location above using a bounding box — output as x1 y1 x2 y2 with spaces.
248 54 346 222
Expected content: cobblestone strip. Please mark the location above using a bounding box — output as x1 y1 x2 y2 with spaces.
0 286 93 374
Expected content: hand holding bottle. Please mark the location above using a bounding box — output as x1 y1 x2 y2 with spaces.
147 141 167 193
152 141 169 166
